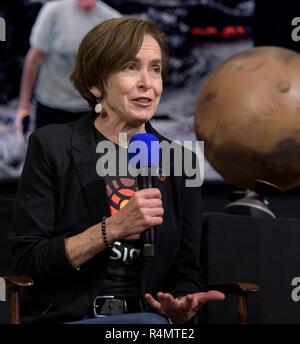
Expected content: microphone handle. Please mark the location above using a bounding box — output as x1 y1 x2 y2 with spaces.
144 226 156 256
141 168 152 188
140 168 156 257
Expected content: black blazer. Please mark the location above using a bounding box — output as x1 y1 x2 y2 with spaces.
10 113 204 323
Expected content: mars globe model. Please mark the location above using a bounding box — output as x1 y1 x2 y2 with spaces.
195 46 300 192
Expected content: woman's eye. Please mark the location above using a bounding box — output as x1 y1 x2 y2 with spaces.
125 64 135 71
152 65 161 73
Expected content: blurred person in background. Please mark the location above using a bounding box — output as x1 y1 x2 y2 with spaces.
15 0 121 133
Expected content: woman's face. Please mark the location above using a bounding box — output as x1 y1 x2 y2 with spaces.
101 34 163 127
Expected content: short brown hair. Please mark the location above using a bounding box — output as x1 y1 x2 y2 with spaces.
70 17 169 109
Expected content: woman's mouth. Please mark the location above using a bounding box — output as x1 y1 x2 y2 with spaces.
130 97 153 107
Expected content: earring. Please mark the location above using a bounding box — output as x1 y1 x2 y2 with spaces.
95 95 102 114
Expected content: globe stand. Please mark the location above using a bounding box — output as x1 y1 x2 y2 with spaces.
225 180 283 219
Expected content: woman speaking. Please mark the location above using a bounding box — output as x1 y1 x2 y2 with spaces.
10 18 224 324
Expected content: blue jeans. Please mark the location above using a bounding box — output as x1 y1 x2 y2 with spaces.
66 312 169 324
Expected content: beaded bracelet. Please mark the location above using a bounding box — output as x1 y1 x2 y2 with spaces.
101 216 113 248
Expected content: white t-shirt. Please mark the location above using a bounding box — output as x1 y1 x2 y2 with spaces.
30 0 121 112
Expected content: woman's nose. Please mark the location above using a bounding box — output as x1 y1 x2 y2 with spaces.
137 71 151 89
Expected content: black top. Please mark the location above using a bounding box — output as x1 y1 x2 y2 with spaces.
94 128 141 299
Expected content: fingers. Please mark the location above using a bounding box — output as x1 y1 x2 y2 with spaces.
137 199 163 211
192 290 225 307
15 121 23 134
134 192 162 210
157 292 177 311
136 188 161 199
145 293 162 312
146 216 163 227
15 111 30 135
144 206 164 217
145 292 176 309
144 291 225 325
145 292 196 324
203 290 225 301
16 109 30 126
133 189 164 227
113 188 164 240
178 294 195 311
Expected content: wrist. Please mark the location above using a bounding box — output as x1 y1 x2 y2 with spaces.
105 216 123 242
18 103 31 110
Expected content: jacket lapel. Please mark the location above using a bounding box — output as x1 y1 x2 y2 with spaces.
71 113 110 224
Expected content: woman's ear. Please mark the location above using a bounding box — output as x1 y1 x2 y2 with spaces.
89 86 101 97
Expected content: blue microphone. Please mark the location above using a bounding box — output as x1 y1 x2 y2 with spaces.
128 133 160 257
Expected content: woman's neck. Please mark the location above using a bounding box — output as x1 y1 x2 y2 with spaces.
94 114 146 148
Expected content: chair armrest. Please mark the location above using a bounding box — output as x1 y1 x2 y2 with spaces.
206 282 259 324
206 282 259 295
2 276 34 288
0 276 34 324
